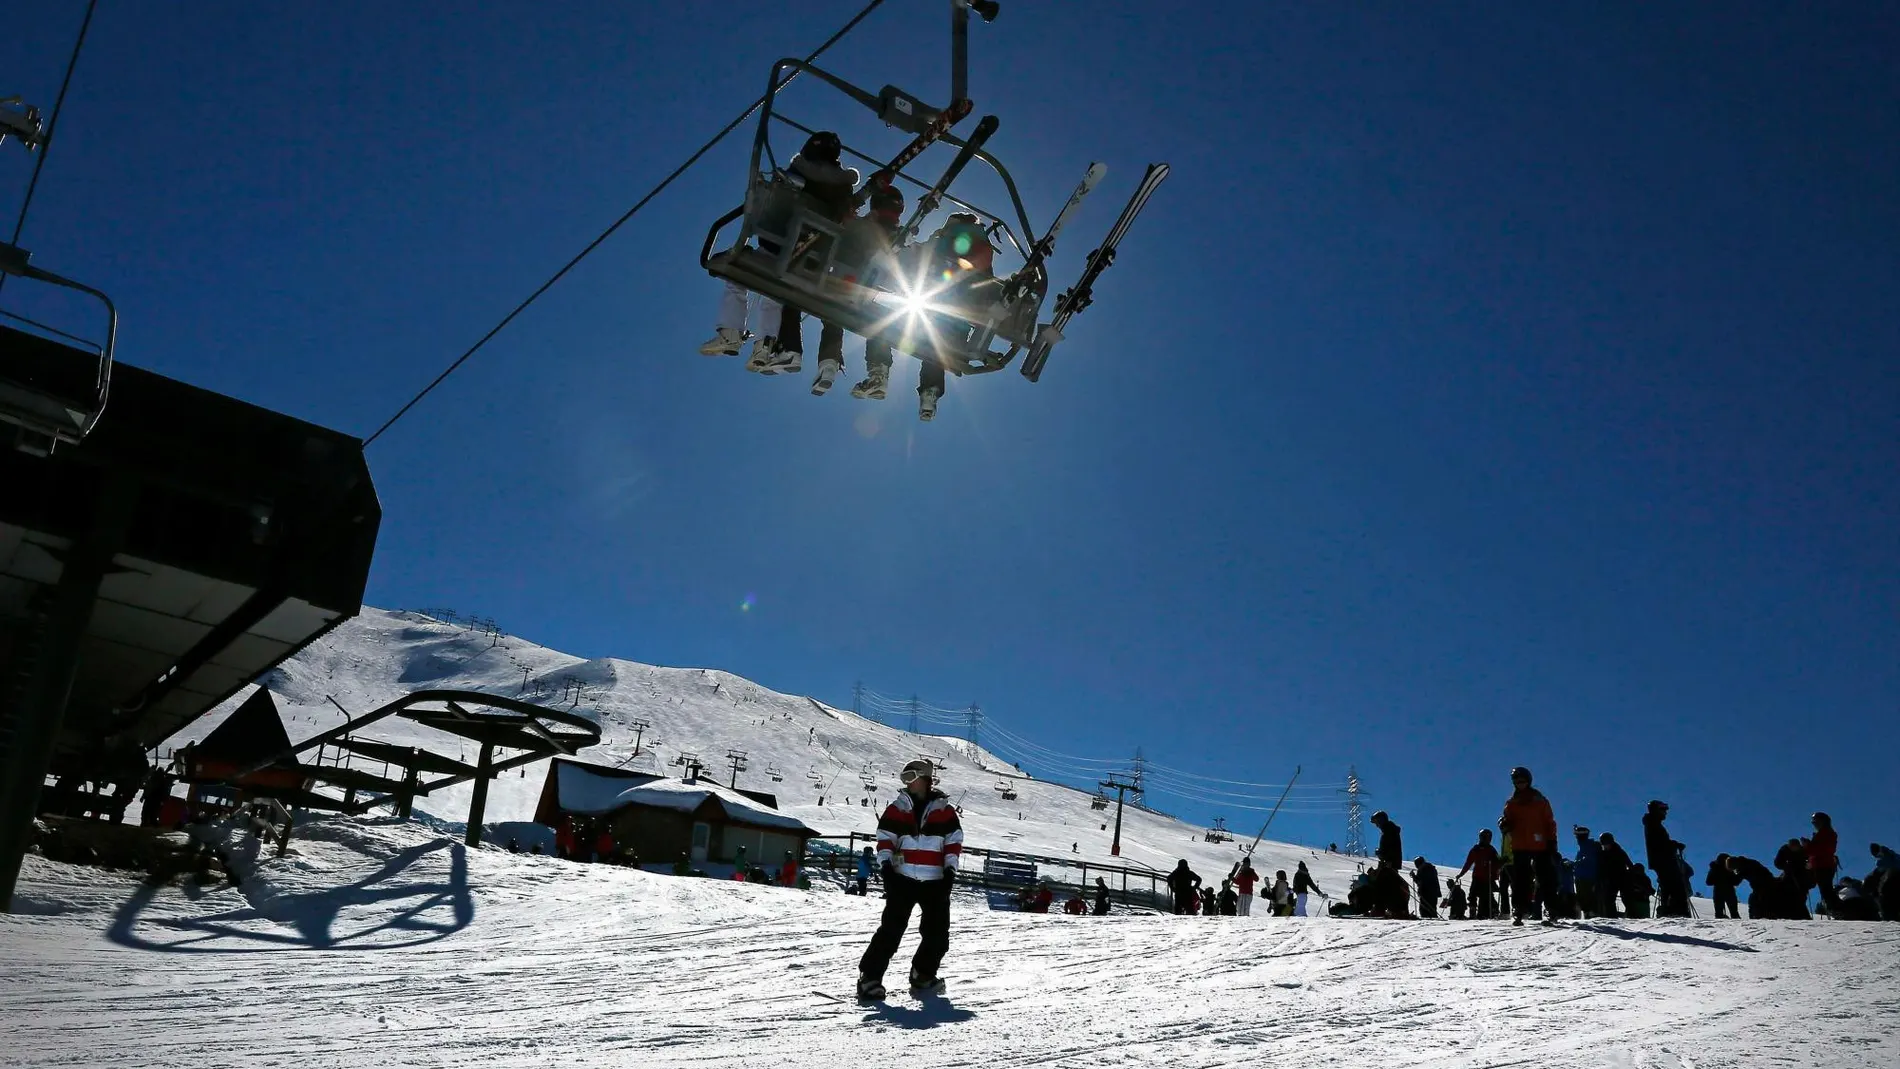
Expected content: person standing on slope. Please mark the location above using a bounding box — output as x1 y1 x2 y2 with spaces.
1501 766 1561 926
1456 829 1501 920
1807 813 1840 916
1596 832 1632 918
1447 878 1468 920
1642 800 1690 917
1167 859 1203 916
1370 810 1411 917
1217 879 1240 916
857 759 963 1000
853 845 875 896
1270 870 1294 916
1573 826 1602 918
1707 853 1742 919
1230 858 1260 916
1292 861 1323 917
1412 857 1442 918
1093 876 1111 916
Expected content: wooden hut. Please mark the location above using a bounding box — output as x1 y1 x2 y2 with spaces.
534 758 815 873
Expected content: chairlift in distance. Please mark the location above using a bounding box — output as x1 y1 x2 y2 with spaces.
1204 817 1233 843
700 0 1165 387
1 93 117 457
994 780 1017 801
1090 791 1109 811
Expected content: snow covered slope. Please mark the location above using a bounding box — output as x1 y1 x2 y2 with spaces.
5 817 1896 1069
161 608 1368 892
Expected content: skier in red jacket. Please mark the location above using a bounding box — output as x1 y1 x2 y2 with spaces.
1808 813 1840 915
857 759 963 1000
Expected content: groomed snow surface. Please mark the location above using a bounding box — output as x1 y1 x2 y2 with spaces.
5 815 1898 1069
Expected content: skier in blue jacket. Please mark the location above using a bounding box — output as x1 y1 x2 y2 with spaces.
1573 826 1602 918
853 845 875 896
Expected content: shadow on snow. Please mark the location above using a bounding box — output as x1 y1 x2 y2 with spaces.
862 995 978 1029
1568 921 1756 953
106 839 473 954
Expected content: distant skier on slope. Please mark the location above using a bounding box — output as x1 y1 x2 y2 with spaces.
852 846 875 896
1369 810 1412 917
1597 832 1633 917
1501 766 1561 926
1167 860 1203 916
1456 830 1500 920
1447 878 1468 920
1707 853 1742 918
1808 813 1840 916
857 759 963 1000
1269 871 1293 917
1412 857 1441 919
1230 858 1260 916
1642 800 1690 917
1093 877 1111 916
1573 826 1602 918
1292 861 1323 917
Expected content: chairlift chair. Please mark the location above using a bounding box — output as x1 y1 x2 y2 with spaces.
702 3 1101 382
0 240 117 457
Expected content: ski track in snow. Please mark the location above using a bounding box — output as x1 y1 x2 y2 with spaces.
5 818 1898 1069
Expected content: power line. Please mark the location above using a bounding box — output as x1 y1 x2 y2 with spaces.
0 0 98 300
360 0 890 447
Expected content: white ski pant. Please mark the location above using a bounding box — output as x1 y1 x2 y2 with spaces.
714 280 780 342
1236 893 1253 916
1295 892 1309 917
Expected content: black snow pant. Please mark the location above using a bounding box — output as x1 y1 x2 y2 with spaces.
1576 878 1598 918
1598 871 1623 918
1512 849 1561 921
1171 886 1196 915
1713 884 1740 919
778 308 846 366
859 874 951 983
1814 867 1839 915
1655 868 1691 917
1472 875 1496 919
1418 894 1439 919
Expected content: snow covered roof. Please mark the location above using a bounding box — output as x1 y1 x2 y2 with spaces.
555 762 814 834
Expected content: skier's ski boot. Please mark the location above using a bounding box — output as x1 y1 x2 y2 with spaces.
850 364 890 400
744 336 779 373
918 386 941 422
697 326 746 357
811 357 843 396
908 968 944 995
759 347 802 376
1512 916 1524 927
856 973 887 1001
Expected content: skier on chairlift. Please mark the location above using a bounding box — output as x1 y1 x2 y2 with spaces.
698 131 859 373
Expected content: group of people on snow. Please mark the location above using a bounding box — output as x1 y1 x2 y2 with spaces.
699 130 1003 422
1320 767 1897 925
1163 857 1326 918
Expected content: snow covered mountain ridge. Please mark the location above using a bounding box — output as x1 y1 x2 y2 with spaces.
164 607 1362 890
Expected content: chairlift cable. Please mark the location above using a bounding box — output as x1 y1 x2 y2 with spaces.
0 0 99 298
360 0 891 447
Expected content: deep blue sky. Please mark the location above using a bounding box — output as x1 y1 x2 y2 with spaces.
7 2 1895 869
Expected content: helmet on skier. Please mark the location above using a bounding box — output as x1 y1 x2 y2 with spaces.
1648 799 1669 812
1510 766 1532 784
802 130 842 164
1370 810 1389 824
1812 812 1832 827
1574 825 1590 837
900 759 935 785
869 182 904 221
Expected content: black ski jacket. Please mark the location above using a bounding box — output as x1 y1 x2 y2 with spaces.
1376 821 1403 868
1641 811 1673 871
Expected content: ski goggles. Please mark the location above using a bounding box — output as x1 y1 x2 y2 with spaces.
900 765 935 784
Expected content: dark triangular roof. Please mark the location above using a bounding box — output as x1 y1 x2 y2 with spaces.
194 688 294 766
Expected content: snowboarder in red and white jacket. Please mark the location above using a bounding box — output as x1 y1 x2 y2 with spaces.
856 760 963 1000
